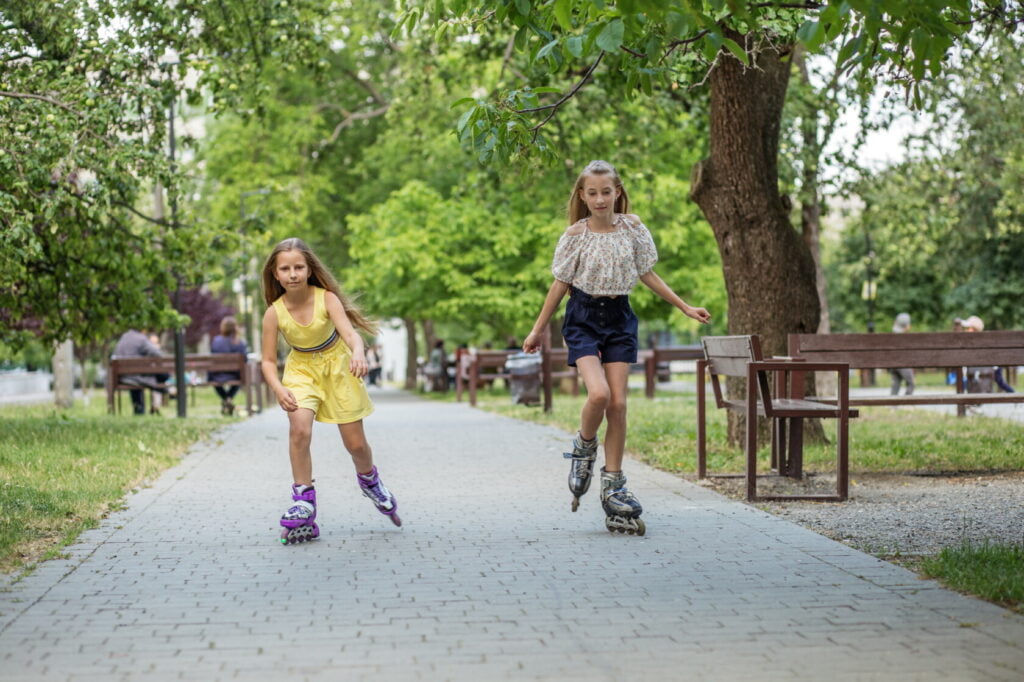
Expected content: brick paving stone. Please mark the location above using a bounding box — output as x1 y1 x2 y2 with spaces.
1 387 1023 681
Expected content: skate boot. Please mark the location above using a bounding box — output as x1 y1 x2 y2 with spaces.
279 484 319 544
358 466 401 527
563 433 598 512
600 468 645 536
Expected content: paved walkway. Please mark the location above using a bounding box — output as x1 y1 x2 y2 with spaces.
2 388 1023 681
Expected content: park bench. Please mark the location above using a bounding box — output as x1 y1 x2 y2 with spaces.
107 353 259 415
787 331 1024 416
697 335 858 502
456 347 578 412
643 344 704 398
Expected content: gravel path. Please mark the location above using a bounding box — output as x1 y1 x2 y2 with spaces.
699 471 1024 557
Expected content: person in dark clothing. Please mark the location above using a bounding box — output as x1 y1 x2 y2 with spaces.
210 316 248 415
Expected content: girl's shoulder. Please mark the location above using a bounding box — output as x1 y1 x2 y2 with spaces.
563 219 587 237
620 213 646 228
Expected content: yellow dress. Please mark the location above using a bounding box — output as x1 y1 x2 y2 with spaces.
273 287 374 424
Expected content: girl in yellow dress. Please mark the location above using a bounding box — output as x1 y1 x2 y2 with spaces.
260 238 400 544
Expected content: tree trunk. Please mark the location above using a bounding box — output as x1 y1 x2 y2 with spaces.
403 317 418 390
690 35 821 445
52 339 74 409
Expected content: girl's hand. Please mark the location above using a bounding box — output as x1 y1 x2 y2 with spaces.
522 331 541 354
349 354 368 378
686 306 712 324
276 388 298 412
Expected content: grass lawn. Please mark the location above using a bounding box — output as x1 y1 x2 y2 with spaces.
0 388 236 574
922 542 1024 614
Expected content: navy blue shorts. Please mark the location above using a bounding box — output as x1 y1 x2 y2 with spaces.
562 287 639 367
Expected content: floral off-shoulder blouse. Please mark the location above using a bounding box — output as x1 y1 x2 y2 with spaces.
550 214 658 296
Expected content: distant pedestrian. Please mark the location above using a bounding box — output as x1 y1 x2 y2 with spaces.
112 329 167 416
962 315 1015 393
210 316 247 415
888 313 914 396
260 237 401 544
521 159 710 536
366 343 382 386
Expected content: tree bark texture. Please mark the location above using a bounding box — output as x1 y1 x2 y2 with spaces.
690 36 821 445
403 317 418 390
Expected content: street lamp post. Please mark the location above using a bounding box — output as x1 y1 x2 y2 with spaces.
862 228 877 386
169 93 187 418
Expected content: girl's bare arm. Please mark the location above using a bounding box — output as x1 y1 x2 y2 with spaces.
639 271 711 324
523 279 570 353
325 292 368 377
261 307 298 411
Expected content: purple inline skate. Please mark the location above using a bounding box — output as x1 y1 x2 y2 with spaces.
358 466 401 527
279 484 319 544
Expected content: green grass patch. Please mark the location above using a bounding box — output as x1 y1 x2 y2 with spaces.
921 542 1024 613
0 389 233 574
474 387 1024 475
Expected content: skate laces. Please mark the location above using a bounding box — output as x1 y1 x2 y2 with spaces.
362 481 394 509
284 500 314 520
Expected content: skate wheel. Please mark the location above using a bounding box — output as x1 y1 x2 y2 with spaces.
571 497 579 512
390 513 402 527
635 518 646 536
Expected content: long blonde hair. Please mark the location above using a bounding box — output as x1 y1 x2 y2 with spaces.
261 237 378 335
566 160 631 224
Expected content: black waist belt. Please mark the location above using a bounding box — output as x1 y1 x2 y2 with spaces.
292 329 339 353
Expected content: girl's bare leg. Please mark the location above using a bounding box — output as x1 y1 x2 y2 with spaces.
287 408 316 485
575 356 610 440
337 419 373 474
600 362 631 471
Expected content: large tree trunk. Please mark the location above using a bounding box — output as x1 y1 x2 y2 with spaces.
690 35 821 445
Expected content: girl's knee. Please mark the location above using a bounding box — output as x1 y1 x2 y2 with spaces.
290 422 313 443
586 388 611 409
606 398 627 419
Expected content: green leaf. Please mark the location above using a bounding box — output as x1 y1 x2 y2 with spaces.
514 0 530 17
721 36 748 65
536 38 560 61
797 20 824 51
553 0 573 31
595 18 624 52
566 35 583 57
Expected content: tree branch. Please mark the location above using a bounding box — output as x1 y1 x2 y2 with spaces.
515 52 604 116
0 90 83 117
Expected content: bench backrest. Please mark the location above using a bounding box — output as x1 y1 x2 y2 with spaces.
701 335 763 377
701 335 771 409
471 350 515 369
110 353 246 377
652 345 704 362
788 331 1024 369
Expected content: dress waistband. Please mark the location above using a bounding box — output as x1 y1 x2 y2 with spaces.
569 286 629 307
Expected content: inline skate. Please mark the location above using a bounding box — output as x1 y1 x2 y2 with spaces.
563 433 598 512
279 483 319 544
600 468 645 536
358 466 402 527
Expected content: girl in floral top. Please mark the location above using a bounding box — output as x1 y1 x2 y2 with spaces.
522 160 710 536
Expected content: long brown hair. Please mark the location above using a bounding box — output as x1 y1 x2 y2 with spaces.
261 237 378 335
566 159 631 224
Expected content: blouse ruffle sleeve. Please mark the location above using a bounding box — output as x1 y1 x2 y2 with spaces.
630 219 658 275
551 231 582 283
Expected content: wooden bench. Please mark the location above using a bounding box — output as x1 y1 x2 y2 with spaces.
107 353 259 415
697 335 858 502
455 347 579 412
643 344 704 398
787 331 1024 416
